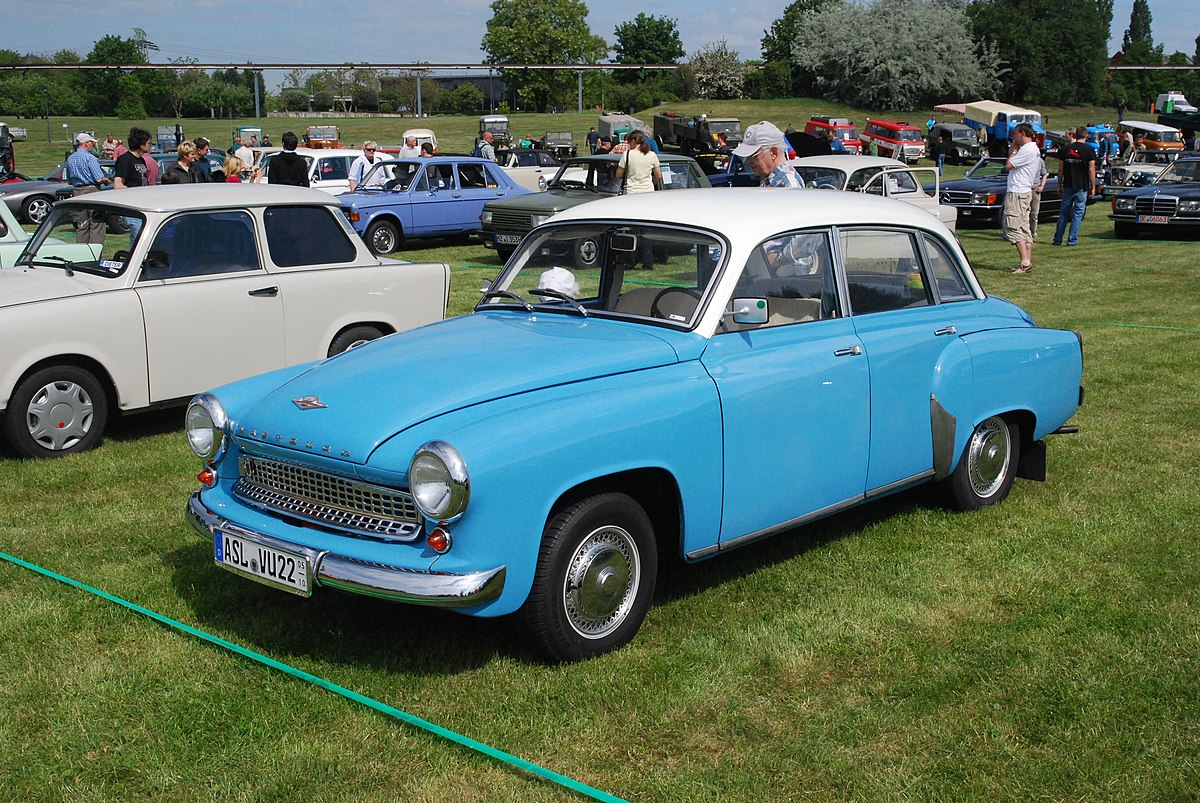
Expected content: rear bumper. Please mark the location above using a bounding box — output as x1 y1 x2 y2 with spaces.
187 492 505 607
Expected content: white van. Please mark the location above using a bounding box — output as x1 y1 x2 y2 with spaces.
1155 92 1197 114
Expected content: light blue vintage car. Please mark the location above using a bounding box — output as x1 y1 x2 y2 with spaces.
186 189 1084 662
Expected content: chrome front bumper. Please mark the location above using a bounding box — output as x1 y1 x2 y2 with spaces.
187 492 505 607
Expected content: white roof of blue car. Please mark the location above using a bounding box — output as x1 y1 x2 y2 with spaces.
550 187 950 239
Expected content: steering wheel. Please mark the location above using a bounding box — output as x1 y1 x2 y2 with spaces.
650 287 701 321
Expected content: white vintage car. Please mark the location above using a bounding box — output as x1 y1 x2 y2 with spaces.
494 148 563 191
791 155 958 231
255 148 367 194
0 184 449 458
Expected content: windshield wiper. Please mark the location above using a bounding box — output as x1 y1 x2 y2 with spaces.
530 288 589 317
480 289 533 311
23 255 77 276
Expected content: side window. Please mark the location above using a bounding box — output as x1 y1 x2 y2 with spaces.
426 164 455 189
538 152 559 167
922 234 974 302
839 228 930 314
516 152 538 167
263 206 358 267
722 230 839 331
317 158 349 182
142 211 260 280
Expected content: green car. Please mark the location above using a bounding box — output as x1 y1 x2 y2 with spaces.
480 152 711 262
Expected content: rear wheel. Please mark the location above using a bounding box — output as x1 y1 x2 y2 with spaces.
3 366 108 458
944 416 1018 511
327 325 385 357
22 195 53 224
520 493 657 663
366 220 400 255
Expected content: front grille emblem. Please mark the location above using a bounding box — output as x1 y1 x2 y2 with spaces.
292 395 328 411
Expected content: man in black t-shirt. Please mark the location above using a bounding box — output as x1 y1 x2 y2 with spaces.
1052 127 1096 247
114 127 152 189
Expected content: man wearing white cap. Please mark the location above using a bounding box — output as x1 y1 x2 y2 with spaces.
64 132 111 244
733 121 806 188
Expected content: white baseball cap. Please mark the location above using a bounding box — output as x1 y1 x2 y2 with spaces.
733 121 788 158
75 132 98 145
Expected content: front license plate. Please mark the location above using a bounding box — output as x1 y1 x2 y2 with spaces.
495 233 522 245
214 531 311 596
1136 215 1170 224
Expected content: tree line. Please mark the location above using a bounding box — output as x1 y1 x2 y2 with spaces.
2 1 1197 119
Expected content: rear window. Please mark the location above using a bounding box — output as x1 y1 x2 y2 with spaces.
263 206 358 267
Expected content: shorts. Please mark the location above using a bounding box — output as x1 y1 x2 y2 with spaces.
1003 191 1033 244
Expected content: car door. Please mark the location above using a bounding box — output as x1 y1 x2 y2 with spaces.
838 226 957 491
701 230 871 543
408 164 459 236
135 210 285 402
451 162 518 231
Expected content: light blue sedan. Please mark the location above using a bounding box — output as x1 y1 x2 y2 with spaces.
185 189 1083 662
339 156 530 254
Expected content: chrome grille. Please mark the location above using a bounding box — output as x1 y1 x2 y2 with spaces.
1135 195 1178 215
490 209 533 231
234 455 421 541
941 190 973 205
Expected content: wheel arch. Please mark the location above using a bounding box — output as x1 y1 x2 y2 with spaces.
3 353 119 419
548 467 683 560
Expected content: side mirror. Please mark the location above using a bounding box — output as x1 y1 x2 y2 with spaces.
727 298 768 325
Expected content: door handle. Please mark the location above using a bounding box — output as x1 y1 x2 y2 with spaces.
452 193 462 198
834 345 863 357
934 325 957 336
249 286 278 297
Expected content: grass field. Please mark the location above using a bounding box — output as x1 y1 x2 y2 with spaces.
2 104 1199 801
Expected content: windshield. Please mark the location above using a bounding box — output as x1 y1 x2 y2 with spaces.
793 167 847 190
478 222 725 327
966 160 1007 179
1157 160 1200 182
17 204 146 277
361 160 426 191
896 129 922 142
835 127 860 140
484 121 510 135
709 121 742 135
549 159 703 193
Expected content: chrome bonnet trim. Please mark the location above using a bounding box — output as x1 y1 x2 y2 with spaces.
187 492 505 607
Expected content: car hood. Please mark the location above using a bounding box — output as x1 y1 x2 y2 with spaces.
0 179 64 195
485 187 607 214
235 312 683 463
1118 180 1200 197
0 266 93 305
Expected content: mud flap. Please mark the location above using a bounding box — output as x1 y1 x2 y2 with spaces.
1016 439 1046 482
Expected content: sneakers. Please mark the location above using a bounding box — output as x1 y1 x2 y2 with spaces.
1011 263 1033 274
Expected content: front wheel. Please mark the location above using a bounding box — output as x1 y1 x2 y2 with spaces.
495 244 515 262
943 416 1018 511
365 220 400 255
520 493 657 663
327 325 385 357
3 366 108 458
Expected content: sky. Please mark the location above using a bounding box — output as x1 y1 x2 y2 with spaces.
4 0 1196 83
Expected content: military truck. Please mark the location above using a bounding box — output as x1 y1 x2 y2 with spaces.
538 131 577 159
305 125 340 149
476 115 512 150
652 112 743 154
597 113 648 146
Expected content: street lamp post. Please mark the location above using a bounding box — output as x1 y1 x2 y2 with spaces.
44 83 50 143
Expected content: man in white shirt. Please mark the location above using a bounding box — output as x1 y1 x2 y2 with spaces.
398 136 421 158
347 141 387 191
1004 123 1041 274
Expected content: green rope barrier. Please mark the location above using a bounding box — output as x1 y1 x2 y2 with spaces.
0 550 628 803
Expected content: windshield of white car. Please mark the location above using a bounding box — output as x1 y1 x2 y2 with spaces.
794 167 847 190
19 205 145 277
477 222 725 328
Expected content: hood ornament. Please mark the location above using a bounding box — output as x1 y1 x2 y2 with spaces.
292 395 328 411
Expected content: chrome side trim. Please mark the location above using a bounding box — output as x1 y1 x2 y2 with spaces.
687 495 865 560
864 469 936 500
187 492 504 607
930 394 958 480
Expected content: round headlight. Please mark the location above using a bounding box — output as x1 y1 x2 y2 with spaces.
409 440 470 523
186 393 228 461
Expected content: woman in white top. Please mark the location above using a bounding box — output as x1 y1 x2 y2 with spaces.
615 131 662 269
615 130 661 194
